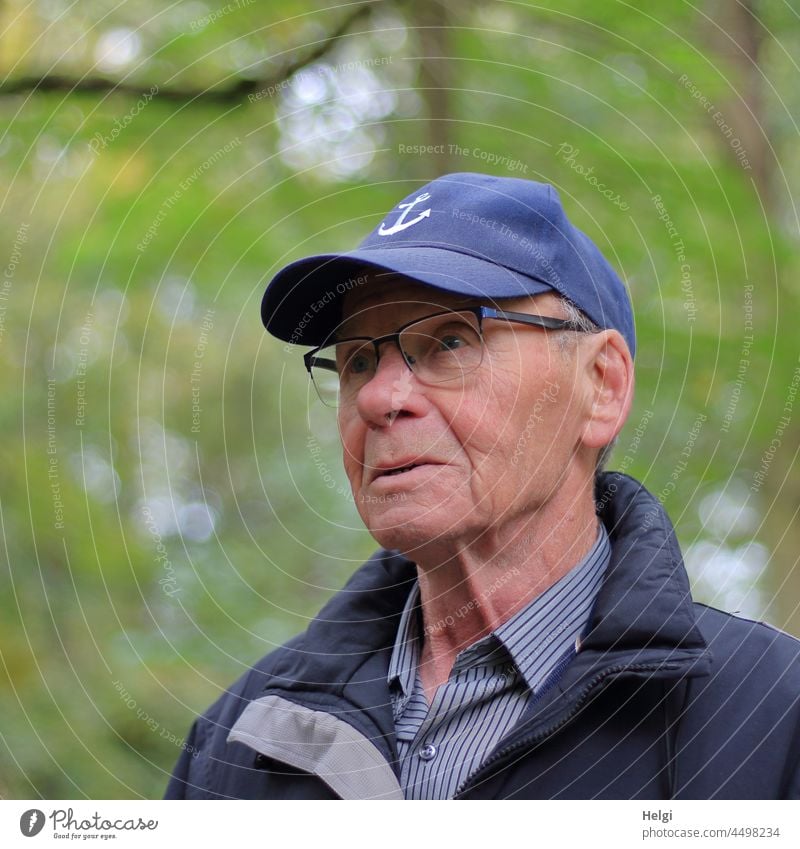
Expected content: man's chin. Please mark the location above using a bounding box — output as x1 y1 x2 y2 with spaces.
356 486 469 550
362 512 461 556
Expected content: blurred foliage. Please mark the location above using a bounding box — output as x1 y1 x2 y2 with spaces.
1 0 800 798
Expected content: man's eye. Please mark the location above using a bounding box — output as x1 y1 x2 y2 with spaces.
349 353 372 374
436 332 474 352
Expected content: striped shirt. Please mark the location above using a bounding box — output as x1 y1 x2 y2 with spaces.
387 525 611 799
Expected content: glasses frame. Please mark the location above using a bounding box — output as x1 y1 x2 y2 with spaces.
303 305 587 406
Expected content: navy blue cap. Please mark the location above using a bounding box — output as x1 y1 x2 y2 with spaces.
262 172 635 356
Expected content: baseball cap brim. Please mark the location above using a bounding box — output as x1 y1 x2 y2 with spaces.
262 245 552 345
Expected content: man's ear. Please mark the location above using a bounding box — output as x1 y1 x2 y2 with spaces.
579 329 634 450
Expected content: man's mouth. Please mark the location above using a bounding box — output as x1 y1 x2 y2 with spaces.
371 461 438 483
382 463 420 477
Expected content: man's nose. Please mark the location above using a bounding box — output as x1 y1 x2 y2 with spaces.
355 344 421 425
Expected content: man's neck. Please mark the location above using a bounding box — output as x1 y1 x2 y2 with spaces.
413 479 599 700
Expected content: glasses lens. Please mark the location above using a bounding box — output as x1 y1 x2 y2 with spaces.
400 311 483 384
310 340 375 407
308 312 483 406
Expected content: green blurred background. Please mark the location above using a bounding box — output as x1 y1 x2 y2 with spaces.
2 0 800 798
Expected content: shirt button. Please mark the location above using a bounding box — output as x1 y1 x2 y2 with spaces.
419 743 437 761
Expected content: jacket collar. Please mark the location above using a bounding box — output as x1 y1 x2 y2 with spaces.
586 472 707 657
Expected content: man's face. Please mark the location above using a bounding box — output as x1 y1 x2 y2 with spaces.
334 278 597 554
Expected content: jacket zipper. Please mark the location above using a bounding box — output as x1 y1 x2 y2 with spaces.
453 661 678 798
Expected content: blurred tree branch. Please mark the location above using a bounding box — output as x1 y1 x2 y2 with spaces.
705 0 774 210
417 0 453 173
0 1 375 103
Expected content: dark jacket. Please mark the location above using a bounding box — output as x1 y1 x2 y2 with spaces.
164 473 800 799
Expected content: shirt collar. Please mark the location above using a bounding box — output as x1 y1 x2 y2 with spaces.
387 580 422 700
491 525 610 691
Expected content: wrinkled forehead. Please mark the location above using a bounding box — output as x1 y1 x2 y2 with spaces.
340 272 561 334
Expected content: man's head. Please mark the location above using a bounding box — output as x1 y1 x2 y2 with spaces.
262 173 635 552
326 275 632 552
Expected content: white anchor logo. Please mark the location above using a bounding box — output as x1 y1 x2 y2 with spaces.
377 192 432 236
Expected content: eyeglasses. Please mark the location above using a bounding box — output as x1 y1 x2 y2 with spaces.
303 306 585 407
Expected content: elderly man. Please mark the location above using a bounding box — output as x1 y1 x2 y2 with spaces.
166 173 800 799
